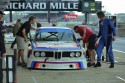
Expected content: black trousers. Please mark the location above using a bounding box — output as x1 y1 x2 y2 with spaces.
0 57 3 83
11 38 16 47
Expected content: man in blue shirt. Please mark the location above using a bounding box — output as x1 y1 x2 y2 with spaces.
94 11 116 68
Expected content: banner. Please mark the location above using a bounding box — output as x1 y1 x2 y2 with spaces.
5 1 81 11
64 14 78 20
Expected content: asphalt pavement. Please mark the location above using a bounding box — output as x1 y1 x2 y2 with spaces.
3 37 125 83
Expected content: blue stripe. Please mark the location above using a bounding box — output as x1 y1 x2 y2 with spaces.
31 61 36 67
37 28 73 33
31 61 84 68
78 62 84 68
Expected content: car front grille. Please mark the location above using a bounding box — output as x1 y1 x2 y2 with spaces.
45 52 54 57
55 52 61 59
62 52 71 57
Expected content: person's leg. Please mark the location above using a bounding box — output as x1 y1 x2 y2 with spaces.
106 37 114 68
87 49 96 67
10 38 16 48
87 34 96 67
96 38 105 62
89 49 96 64
20 49 25 63
17 49 24 63
17 50 21 65
13 38 16 46
16 36 26 66
94 38 105 67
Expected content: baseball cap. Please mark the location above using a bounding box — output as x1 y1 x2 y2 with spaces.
0 11 5 15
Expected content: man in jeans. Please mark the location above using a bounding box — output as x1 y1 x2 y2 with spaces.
16 16 39 67
94 11 116 68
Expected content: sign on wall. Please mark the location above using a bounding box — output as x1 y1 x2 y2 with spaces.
5 1 81 11
64 14 78 20
82 1 102 13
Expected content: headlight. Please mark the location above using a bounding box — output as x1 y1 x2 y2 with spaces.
41 52 46 57
70 52 75 58
75 52 81 57
34 52 40 57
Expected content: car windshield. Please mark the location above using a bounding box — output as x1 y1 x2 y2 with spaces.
35 32 76 42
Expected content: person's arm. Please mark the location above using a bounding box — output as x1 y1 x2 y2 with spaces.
97 21 101 38
82 28 86 39
22 28 28 42
109 19 116 41
109 20 116 36
31 26 40 30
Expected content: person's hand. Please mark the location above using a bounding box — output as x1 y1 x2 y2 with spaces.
95 37 98 41
2 53 6 58
82 43 85 48
82 35 85 39
36 28 40 30
112 36 116 41
24 38 28 43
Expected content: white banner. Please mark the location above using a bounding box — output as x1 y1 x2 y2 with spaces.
5 1 81 11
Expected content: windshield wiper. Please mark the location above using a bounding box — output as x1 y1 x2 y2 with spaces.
58 32 65 41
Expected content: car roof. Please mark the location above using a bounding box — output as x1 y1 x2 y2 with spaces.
36 27 74 33
39 27 72 30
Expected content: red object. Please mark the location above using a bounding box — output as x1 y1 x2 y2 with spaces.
77 26 94 43
64 14 78 20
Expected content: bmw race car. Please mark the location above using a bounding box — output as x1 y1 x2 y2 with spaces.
27 27 87 69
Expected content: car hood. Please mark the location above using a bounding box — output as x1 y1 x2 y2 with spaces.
32 41 81 51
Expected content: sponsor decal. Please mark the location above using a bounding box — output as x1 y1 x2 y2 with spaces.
35 42 78 48
64 14 78 20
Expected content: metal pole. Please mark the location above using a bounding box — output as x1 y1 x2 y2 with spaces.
47 1 50 23
9 11 13 22
6 55 15 83
48 11 50 23
6 55 9 83
14 49 17 83
85 12 88 25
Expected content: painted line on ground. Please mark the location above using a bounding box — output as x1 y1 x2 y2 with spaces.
116 76 125 82
115 57 120 59
113 49 125 53
32 76 38 83
115 38 125 41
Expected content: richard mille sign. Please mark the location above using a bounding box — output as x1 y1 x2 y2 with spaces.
5 1 81 11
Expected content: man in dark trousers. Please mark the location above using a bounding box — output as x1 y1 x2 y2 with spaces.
0 10 6 83
94 11 116 68
10 18 21 49
74 25 97 67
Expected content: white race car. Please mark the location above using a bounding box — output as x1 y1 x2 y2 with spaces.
5 33 15 43
27 27 87 69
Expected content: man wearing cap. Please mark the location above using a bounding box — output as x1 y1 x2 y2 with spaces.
0 10 6 83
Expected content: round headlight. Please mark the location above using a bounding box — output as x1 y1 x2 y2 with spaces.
41 52 45 57
76 52 81 57
70 52 75 58
35 52 40 57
